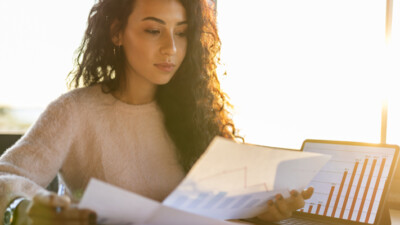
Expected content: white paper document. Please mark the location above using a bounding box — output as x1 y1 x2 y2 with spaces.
78 137 331 224
163 137 331 219
78 179 238 225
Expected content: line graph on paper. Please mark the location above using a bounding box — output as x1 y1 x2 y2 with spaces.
162 137 331 220
301 143 396 224
162 160 324 219
162 166 273 216
198 166 269 191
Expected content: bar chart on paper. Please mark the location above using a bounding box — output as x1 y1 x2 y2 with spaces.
301 145 395 224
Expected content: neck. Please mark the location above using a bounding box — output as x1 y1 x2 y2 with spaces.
114 77 157 105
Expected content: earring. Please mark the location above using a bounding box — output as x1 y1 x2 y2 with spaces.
114 45 122 57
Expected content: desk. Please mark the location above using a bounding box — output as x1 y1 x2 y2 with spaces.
390 209 400 225
231 209 400 224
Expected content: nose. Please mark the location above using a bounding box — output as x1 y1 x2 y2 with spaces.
160 31 177 56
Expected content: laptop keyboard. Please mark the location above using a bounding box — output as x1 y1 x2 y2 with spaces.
274 217 326 225
240 217 328 225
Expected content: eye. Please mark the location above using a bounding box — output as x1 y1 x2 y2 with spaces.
176 30 187 37
145 29 160 35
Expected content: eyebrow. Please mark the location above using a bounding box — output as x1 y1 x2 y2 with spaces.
141 17 187 26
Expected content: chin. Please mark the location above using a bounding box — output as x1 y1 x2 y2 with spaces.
152 76 175 86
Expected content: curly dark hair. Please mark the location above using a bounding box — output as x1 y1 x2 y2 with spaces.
68 0 239 172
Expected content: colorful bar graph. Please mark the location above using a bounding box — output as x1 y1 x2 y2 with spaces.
356 159 377 222
365 158 386 222
348 158 369 220
316 204 322 215
340 161 359 219
324 186 335 216
331 170 348 217
300 143 395 224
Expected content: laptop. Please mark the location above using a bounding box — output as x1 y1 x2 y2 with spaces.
242 139 399 225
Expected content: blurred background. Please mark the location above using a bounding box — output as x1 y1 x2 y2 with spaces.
1 0 399 149
1 0 400 210
216 0 400 149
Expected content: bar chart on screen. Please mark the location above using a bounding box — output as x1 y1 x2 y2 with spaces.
300 146 395 224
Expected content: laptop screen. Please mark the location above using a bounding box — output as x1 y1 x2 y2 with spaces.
299 140 399 224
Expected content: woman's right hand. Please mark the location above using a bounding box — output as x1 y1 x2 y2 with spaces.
16 192 96 225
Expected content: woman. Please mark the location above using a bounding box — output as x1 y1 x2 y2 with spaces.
0 0 312 224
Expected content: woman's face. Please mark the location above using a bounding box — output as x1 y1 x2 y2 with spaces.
116 0 188 87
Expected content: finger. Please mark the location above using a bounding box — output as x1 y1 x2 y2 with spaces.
28 201 62 220
32 192 71 208
28 199 69 217
301 187 314 200
257 200 287 222
58 208 97 222
287 190 305 210
274 194 293 218
28 204 96 221
30 217 53 225
30 217 96 225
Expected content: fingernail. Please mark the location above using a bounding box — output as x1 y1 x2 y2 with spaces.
291 190 298 197
275 194 283 201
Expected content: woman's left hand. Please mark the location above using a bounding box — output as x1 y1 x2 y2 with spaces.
257 187 314 222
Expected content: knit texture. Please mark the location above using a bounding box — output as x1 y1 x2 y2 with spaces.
0 85 185 221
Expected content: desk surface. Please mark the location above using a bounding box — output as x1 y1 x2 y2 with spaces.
390 209 400 225
232 209 400 224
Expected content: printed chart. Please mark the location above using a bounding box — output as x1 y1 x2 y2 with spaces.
301 143 395 224
167 190 269 210
163 179 273 220
163 137 331 220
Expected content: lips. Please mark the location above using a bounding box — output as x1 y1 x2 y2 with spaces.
154 63 176 72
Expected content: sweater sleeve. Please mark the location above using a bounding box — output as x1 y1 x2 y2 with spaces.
0 92 78 221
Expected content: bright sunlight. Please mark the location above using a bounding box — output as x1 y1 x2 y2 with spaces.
0 0 399 148
217 0 400 149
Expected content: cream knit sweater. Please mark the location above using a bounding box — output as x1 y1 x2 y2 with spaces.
0 85 185 221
